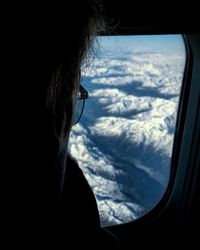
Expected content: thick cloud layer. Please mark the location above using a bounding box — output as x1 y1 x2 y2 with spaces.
69 35 186 226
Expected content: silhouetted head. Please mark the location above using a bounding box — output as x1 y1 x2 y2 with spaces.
6 0 105 206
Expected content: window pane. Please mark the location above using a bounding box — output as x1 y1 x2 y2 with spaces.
69 35 186 227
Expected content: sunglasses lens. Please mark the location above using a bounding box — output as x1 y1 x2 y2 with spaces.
73 98 85 125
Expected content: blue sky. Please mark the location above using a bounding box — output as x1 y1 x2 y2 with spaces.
98 35 185 54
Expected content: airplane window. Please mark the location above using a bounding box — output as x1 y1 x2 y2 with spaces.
68 35 186 227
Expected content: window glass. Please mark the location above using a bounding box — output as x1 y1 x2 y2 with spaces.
69 35 186 227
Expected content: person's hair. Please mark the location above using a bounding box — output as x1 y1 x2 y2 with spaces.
44 0 105 141
4 0 107 207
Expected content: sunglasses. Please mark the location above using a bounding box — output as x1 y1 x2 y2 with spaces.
73 85 88 125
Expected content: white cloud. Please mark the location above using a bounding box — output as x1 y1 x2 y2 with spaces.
98 199 144 227
69 41 185 226
91 88 151 114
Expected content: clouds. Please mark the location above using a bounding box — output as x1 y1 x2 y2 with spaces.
69 35 185 227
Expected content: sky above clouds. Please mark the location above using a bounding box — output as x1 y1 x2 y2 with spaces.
69 35 186 227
